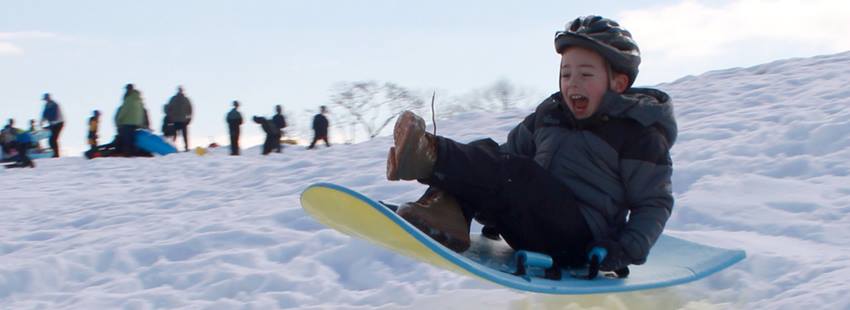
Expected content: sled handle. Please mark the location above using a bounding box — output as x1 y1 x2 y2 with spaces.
512 250 561 281
586 246 607 280
588 247 608 263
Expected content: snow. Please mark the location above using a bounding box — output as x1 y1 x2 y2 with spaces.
3 51 850 309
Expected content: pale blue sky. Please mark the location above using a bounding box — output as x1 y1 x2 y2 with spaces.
2 0 848 154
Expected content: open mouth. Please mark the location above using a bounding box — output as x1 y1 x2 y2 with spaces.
569 94 589 114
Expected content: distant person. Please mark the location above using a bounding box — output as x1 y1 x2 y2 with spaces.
1 119 34 168
272 105 287 153
27 119 41 151
40 93 64 157
88 110 100 151
165 86 193 151
307 105 330 149
26 119 44 153
226 100 243 156
1 119 17 158
115 84 146 156
253 116 281 155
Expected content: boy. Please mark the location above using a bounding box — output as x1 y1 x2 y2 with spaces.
386 16 676 274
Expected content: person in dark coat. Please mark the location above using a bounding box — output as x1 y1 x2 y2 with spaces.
307 105 330 149
253 116 281 155
272 105 287 153
40 93 64 157
226 101 243 156
165 86 193 151
385 16 676 277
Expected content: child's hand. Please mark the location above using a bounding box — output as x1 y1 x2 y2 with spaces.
587 239 630 272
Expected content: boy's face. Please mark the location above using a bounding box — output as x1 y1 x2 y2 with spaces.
559 46 626 119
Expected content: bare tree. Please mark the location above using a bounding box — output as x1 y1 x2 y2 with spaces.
441 79 534 117
488 78 524 111
329 81 425 140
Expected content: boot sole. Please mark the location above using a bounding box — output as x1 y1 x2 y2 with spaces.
390 111 425 180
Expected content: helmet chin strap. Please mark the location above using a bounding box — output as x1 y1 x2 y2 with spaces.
605 61 618 92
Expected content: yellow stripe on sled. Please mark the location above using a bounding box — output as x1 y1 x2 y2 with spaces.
300 185 475 277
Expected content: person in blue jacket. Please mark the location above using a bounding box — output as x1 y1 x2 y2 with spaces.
1 119 35 168
40 93 64 157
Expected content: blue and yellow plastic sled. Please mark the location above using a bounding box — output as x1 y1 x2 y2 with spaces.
300 182 745 294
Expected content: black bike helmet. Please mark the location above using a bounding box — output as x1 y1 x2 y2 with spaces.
555 16 641 88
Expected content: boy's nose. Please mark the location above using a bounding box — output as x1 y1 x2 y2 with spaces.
565 77 582 88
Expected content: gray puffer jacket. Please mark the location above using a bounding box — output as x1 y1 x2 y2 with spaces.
501 88 676 265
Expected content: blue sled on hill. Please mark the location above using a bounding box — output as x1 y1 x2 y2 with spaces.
27 129 54 159
300 183 746 294
135 129 177 155
85 129 176 159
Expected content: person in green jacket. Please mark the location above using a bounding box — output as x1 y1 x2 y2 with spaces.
115 83 146 156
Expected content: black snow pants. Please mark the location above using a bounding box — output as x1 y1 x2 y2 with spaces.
424 137 593 267
229 125 240 156
48 122 63 157
117 125 138 156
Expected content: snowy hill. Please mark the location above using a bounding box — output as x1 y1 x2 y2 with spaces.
2 51 850 309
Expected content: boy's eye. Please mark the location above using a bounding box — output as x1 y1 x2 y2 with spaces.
561 73 571 78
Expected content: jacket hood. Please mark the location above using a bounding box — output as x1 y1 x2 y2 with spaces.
124 90 142 103
596 87 677 146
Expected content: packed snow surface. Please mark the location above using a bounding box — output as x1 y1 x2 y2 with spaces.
3 52 850 309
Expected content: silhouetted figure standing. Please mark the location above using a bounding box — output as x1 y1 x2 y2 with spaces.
88 110 100 151
226 101 243 156
40 93 64 157
115 84 146 156
308 105 330 149
253 116 281 155
272 105 287 153
165 86 193 151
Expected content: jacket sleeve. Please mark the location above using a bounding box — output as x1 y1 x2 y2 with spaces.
41 105 49 122
500 112 536 157
616 126 674 265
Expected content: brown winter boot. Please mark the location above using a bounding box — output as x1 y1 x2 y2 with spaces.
386 111 437 181
396 187 471 253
